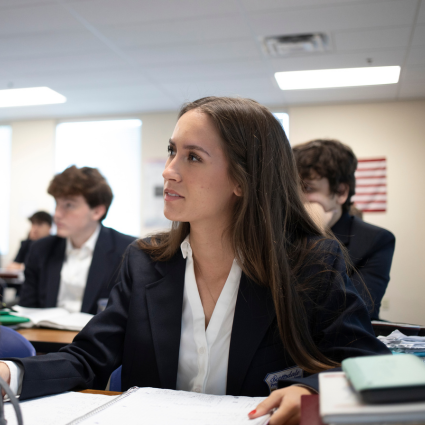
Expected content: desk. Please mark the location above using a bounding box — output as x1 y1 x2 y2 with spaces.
80 390 122 396
0 272 19 279
17 328 78 353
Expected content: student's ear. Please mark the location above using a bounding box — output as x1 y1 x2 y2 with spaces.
336 183 349 206
92 205 107 221
233 184 242 197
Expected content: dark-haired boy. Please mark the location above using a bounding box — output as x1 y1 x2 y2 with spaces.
293 139 395 320
19 166 136 314
7 211 53 271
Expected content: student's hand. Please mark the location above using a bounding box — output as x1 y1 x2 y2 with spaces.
248 386 313 425
0 362 11 397
5 262 24 271
304 202 337 231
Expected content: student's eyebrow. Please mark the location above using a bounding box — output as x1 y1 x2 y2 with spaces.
169 139 211 157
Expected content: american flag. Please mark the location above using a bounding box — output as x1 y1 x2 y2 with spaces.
352 158 387 213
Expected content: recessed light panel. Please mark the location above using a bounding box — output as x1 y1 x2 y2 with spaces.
275 66 401 90
0 87 66 108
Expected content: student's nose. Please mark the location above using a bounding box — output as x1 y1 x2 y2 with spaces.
53 205 62 221
163 157 182 183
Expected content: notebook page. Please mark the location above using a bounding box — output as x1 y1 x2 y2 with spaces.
38 312 94 331
10 306 70 327
73 387 270 425
4 392 117 425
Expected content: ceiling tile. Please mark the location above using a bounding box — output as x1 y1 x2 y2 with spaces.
240 0 377 13
402 64 425 80
0 52 126 77
66 0 239 26
417 0 425 24
411 24 425 46
280 84 399 104
0 31 109 59
334 26 411 51
98 15 252 48
0 0 56 8
398 82 425 98
0 4 84 36
62 84 172 103
269 49 405 72
248 1 418 37
126 39 261 66
1 68 151 91
143 59 270 83
407 47 425 65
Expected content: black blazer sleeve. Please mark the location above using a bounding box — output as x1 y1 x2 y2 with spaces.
18 240 43 308
350 222 395 320
14 240 32 264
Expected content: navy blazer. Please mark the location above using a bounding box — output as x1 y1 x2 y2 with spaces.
331 212 395 320
18 225 135 315
14 238 389 400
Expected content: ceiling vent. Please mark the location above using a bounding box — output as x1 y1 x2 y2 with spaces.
262 33 329 57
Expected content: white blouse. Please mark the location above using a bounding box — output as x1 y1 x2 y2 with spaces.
177 236 242 395
4 234 243 397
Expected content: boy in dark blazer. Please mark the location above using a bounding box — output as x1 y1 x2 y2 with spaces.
19 166 135 315
293 139 395 320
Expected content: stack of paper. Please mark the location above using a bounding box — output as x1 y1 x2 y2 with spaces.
10 306 93 331
378 330 425 357
319 372 425 424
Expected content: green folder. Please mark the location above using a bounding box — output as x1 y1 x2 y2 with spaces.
0 310 30 325
342 354 425 404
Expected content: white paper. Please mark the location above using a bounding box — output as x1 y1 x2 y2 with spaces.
73 387 270 425
4 392 117 425
11 306 93 331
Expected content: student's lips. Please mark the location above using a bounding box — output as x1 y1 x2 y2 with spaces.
164 190 184 201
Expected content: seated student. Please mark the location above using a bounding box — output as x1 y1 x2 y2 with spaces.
18 166 136 314
6 211 52 271
0 98 389 425
293 139 395 320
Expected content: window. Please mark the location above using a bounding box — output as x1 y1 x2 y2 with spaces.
55 119 142 237
0 125 12 256
273 113 290 141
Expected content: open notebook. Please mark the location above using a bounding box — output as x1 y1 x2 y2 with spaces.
5 388 271 425
10 306 94 331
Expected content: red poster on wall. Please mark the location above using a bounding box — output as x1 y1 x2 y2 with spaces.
352 158 387 213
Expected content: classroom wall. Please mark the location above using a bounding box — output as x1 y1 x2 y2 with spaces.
2 99 424 325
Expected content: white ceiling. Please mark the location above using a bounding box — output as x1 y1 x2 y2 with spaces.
0 0 424 120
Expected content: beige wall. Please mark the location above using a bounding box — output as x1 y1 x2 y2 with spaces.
288 100 425 325
2 100 424 324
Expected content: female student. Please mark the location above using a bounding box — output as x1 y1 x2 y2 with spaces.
0 97 389 425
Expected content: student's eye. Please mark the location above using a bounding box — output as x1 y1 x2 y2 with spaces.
167 145 175 156
188 152 201 163
65 203 74 209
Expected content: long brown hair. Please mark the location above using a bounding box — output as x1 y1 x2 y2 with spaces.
139 97 342 373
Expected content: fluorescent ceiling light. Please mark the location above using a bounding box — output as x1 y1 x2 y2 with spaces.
275 66 400 90
0 87 66 108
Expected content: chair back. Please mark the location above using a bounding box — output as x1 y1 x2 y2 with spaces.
0 325 36 358
110 365 122 392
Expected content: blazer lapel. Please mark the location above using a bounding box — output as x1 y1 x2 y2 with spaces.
227 274 276 395
145 254 186 390
81 226 115 313
45 238 66 307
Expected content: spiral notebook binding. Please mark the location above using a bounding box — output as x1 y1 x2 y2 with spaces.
66 387 140 425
